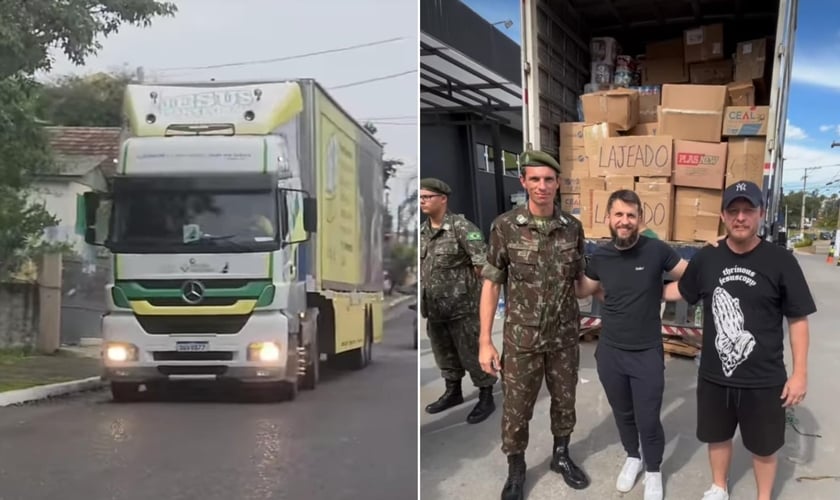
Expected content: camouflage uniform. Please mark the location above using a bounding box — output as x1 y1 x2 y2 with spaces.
420 211 496 389
482 169 585 456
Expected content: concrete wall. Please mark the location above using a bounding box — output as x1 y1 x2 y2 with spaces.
0 283 39 348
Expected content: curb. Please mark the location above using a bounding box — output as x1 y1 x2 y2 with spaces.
0 376 105 407
0 293 417 407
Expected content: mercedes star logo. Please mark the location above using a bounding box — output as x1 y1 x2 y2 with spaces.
181 280 206 305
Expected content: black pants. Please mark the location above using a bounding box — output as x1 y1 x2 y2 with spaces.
595 342 665 472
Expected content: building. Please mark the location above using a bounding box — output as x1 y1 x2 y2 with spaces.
420 0 525 236
33 126 120 254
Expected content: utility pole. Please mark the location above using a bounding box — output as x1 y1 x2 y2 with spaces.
800 168 809 239
831 143 840 263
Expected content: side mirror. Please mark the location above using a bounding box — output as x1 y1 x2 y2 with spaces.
80 192 109 246
303 197 317 233
280 188 311 245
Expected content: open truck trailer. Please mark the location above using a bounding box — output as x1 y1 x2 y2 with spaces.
520 0 798 343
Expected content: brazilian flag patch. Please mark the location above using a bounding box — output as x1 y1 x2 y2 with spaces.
466 232 482 241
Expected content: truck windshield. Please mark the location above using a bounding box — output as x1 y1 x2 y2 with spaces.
108 189 280 253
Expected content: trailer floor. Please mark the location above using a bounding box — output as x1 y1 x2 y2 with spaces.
420 252 840 500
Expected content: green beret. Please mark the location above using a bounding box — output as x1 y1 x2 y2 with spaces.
519 150 561 174
420 177 451 195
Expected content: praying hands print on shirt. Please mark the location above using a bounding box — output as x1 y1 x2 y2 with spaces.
711 287 756 377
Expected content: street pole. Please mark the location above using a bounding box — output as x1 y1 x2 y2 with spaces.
831 143 840 262
800 169 808 239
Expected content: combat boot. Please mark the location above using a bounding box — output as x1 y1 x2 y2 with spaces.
550 435 590 489
466 386 495 423
501 453 526 500
425 379 463 414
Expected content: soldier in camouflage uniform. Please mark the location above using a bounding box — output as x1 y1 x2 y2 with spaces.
478 151 590 500
420 178 498 424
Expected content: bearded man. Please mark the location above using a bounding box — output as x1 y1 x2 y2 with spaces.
574 189 688 500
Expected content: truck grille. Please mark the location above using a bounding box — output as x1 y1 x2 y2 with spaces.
152 351 234 361
136 315 249 335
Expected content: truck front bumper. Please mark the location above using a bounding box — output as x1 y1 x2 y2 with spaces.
100 311 294 385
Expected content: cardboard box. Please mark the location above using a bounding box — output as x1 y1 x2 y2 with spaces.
629 86 661 123
734 38 770 83
583 190 612 238
580 177 606 195
646 38 683 59
660 84 726 142
628 122 659 136
559 146 589 172
674 188 724 242
560 194 581 217
635 177 671 191
559 122 586 149
673 140 727 189
583 122 621 174
727 82 755 106
689 59 733 84
684 23 724 63
643 58 689 85
605 175 635 191
726 138 765 188
722 106 769 136
592 135 673 178
559 166 591 194
637 186 674 240
580 89 640 130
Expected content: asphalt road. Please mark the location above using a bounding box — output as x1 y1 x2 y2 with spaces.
420 252 840 500
0 302 418 500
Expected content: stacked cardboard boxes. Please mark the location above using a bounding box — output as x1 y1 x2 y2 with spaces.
556 23 772 244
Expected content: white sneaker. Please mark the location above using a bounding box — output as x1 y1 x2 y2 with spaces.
616 456 643 492
644 472 663 500
701 484 729 500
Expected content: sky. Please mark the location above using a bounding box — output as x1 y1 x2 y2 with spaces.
461 0 840 198
40 0 418 219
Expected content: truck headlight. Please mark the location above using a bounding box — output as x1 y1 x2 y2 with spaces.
248 342 281 362
105 342 138 362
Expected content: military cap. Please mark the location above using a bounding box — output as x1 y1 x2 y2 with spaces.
519 149 561 174
420 177 451 195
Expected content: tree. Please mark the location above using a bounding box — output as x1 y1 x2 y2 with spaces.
363 122 403 189
36 70 133 126
0 0 177 278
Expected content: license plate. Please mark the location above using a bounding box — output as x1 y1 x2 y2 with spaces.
175 341 209 353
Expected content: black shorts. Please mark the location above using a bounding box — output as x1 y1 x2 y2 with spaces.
696 377 786 457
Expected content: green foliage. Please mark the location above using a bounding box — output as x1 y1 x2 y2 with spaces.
363 121 403 189
385 242 416 287
36 71 133 126
793 238 813 248
0 0 176 278
0 0 177 78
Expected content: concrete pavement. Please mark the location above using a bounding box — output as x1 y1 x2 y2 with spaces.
0 301 417 500
420 253 840 500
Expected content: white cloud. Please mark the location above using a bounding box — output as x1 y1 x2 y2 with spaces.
780 139 840 192
792 56 840 92
786 121 808 140
819 125 834 133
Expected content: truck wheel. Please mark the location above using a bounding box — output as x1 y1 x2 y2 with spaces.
110 382 140 402
299 334 319 390
340 319 372 371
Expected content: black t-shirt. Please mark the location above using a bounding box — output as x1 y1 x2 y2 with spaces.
585 236 681 350
678 239 817 388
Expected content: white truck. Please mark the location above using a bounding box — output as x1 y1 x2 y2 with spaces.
520 0 799 336
80 80 386 401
